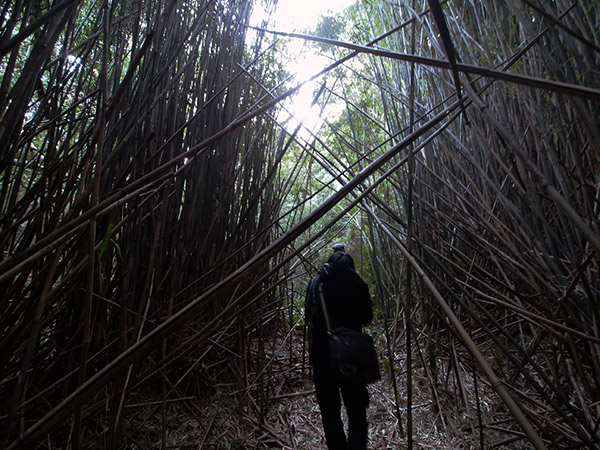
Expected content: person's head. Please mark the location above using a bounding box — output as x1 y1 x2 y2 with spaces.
326 243 355 270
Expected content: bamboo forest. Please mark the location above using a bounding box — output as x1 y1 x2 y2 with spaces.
1 0 599 448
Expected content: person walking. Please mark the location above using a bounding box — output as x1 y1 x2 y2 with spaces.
305 244 374 450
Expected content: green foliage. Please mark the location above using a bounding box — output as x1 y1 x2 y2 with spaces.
509 14 520 41
315 14 345 41
99 223 114 257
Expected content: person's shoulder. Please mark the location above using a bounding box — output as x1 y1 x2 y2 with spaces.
348 270 369 289
346 267 366 281
308 273 324 291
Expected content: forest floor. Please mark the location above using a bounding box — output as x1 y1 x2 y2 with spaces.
157 376 456 449
118 321 532 449
261 376 460 449
133 326 507 450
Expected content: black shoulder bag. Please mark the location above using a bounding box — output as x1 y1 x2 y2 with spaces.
318 282 381 385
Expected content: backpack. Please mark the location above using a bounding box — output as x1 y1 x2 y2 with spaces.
318 282 381 385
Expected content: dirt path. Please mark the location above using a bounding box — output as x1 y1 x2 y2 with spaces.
161 375 460 449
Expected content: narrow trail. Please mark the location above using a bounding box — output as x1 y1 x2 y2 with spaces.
119 327 525 449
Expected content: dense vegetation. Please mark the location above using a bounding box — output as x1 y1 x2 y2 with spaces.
1 0 599 448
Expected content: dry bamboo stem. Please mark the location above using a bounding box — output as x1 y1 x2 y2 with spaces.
370 215 549 450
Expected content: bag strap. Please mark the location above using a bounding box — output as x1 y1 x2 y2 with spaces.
317 281 333 332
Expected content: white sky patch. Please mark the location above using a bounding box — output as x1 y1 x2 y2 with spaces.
66 54 82 73
264 0 354 31
249 0 355 141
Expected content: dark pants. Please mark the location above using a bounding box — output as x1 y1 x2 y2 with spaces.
313 365 369 450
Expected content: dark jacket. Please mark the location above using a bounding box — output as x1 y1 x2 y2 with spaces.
306 262 373 366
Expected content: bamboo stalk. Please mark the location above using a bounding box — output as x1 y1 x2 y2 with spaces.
371 215 549 450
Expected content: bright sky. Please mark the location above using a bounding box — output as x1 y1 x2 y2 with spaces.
263 0 354 31
249 0 356 141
